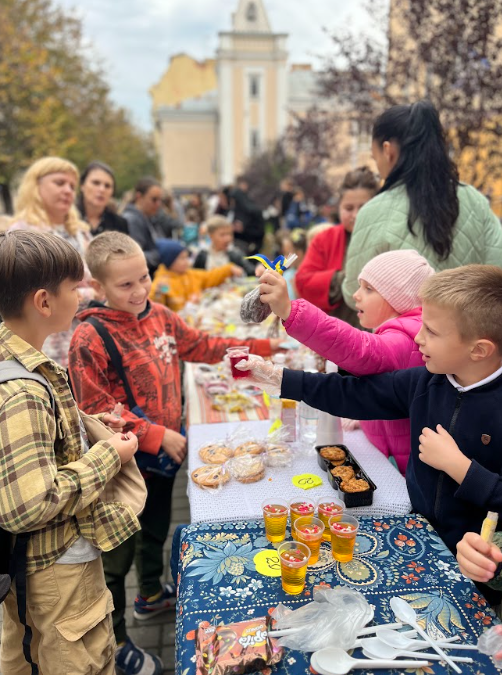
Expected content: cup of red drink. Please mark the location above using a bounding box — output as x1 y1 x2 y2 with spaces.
318 498 344 541
289 499 315 540
226 346 250 379
278 541 311 594
294 516 325 564
262 499 288 543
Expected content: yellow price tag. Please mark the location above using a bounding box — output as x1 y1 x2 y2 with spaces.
263 391 271 408
253 549 281 577
225 323 236 335
292 473 323 490
268 418 283 434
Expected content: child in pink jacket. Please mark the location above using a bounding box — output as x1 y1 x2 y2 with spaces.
259 249 435 473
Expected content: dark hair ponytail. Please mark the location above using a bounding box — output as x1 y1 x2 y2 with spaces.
373 100 459 260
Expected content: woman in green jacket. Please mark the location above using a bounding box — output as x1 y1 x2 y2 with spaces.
343 100 502 306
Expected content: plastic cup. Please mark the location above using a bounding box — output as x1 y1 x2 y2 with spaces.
294 516 325 565
278 541 311 595
262 498 288 543
226 346 250 379
318 498 344 541
289 498 316 540
330 514 359 562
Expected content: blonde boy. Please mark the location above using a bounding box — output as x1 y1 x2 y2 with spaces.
68 232 279 672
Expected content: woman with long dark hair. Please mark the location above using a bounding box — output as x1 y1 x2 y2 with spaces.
342 100 502 304
77 161 129 236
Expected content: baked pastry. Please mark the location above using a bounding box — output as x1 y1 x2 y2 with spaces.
227 455 265 483
191 465 230 488
320 446 346 465
263 444 292 467
340 478 370 493
330 465 355 481
199 443 234 465
234 441 265 456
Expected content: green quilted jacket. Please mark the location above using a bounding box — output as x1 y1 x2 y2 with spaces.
342 183 502 308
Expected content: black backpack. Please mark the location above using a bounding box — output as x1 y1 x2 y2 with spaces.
0 360 56 674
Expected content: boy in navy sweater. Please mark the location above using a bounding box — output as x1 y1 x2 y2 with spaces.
239 264 502 602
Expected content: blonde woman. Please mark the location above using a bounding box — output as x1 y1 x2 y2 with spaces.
9 157 94 367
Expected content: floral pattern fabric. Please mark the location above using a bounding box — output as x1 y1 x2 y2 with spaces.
174 514 498 675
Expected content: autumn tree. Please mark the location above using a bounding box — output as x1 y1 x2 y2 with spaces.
0 0 157 212
291 0 502 194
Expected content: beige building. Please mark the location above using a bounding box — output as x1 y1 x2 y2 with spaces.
150 0 319 191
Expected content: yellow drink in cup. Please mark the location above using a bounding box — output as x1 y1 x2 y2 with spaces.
330 515 359 562
289 499 315 540
262 499 288 543
278 541 311 595
318 499 344 541
294 517 325 565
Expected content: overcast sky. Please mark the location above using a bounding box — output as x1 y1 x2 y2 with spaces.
54 0 373 130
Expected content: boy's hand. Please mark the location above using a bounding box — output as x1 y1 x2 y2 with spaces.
102 413 127 431
456 532 502 582
259 270 292 321
108 432 138 464
418 424 471 482
235 355 283 396
161 429 187 464
230 264 244 277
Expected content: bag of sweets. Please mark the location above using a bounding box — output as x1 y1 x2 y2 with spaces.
240 254 297 324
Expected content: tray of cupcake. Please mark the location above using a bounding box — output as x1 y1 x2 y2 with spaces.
315 445 377 507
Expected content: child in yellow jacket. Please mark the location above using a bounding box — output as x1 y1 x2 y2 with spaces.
150 239 243 311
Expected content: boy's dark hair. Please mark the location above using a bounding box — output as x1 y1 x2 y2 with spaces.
0 230 84 318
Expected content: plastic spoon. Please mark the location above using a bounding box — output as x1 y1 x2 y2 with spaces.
268 620 403 639
390 597 462 673
360 638 474 663
377 627 478 652
352 630 417 649
311 647 429 675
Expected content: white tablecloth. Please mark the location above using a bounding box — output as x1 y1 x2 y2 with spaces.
187 420 411 523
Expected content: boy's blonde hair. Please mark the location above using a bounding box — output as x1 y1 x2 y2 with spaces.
14 157 86 236
206 215 232 235
420 264 502 351
86 232 143 281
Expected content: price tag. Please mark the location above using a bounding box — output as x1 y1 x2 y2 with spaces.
225 324 237 335
292 473 323 490
268 418 283 434
263 391 271 408
253 549 281 577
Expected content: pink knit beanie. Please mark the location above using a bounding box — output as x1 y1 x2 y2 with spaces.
358 250 435 314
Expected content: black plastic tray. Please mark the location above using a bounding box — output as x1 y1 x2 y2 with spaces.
316 444 377 507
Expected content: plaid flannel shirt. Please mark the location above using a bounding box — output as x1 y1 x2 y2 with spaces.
0 324 140 575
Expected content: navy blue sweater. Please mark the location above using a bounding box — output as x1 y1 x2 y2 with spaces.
282 366 502 558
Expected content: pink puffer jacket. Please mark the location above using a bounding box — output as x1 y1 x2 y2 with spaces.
284 299 425 474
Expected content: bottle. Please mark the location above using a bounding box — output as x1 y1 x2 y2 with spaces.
316 361 343 446
298 353 319 449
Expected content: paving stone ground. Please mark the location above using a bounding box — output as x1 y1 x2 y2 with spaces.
0 469 190 675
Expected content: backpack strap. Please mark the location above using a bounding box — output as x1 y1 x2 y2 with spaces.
85 317 138 410
0 359 51 675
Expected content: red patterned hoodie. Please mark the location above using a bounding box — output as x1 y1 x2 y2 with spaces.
68 301 271 455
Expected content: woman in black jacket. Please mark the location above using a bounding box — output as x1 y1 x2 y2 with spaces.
77 161 129 236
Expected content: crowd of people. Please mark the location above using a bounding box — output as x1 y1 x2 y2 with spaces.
2 98 502 674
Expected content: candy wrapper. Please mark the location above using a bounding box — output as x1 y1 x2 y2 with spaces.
240 254 297 324
195 617 283 675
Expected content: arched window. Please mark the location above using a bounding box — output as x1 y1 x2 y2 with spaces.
246 2 257 22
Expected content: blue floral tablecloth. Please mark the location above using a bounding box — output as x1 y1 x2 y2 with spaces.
173 514 498 675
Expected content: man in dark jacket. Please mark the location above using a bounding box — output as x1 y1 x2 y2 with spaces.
232 177 264 255
123 177 162 274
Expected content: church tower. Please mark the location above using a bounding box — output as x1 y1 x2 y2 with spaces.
217 0 288 184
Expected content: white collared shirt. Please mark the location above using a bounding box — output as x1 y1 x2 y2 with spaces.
447 362 502 393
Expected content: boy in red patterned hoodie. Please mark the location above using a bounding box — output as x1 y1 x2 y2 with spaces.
68 232 278 675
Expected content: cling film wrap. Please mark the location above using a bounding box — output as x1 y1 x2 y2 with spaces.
240 254 297 324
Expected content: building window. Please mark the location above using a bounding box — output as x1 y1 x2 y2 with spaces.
250 129 260 155
249 74 260 99
246 2 257 21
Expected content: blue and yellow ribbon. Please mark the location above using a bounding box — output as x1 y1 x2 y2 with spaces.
246 254 287 275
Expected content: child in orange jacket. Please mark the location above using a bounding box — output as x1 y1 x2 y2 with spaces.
150 239 243 311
